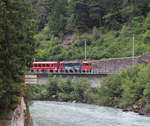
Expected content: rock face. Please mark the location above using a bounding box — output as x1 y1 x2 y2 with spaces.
10 97 32 126
62 34 74 48
11 97 26 126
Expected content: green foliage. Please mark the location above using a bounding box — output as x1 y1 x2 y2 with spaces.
32 0 150 33
34 25 50 41
0 0 35 113
35 36 64 61
99 63 150 112
97 74 122 105
31 0 49 31
47 76 95 103
47 0 68 35
143 31 150 44
26 76 97 104
33 0 150 61
26 85 48 100
35 13 150 61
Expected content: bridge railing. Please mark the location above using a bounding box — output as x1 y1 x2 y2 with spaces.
31 69 110 75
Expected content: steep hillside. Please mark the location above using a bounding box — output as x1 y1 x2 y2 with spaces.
33 0 150 61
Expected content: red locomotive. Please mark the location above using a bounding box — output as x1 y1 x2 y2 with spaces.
31 61 93 73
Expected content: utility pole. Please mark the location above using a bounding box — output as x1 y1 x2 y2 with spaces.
84 40 87 61
132 33 135 66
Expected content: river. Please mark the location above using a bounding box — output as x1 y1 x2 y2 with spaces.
30 101 150 126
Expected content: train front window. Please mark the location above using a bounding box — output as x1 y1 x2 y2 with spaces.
64 63 72 67
73 63 81 67
64 63 81 68
83 63 89 66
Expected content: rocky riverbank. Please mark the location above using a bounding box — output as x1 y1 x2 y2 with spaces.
122 102 150 116
0 97 32 126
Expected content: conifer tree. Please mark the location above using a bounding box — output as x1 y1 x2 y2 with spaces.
48 0 67 36
0 0 35 112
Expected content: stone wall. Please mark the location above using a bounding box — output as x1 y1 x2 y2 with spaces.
91 53 150 73
138 53 150 63
92 57 139 73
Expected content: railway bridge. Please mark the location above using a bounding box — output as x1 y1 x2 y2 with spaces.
25 53 150 87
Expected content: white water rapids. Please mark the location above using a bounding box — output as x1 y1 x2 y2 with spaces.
30 101 150 126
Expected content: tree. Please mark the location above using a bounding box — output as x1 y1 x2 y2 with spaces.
87 0 106 28
0 0 35 112
104 0 124 30
48 0 67 36
136 0 150 17
31 0 49 31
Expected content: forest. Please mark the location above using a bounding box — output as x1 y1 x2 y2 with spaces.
0 0 150 117
32 0 150 61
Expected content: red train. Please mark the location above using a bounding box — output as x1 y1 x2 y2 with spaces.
30 61 93 73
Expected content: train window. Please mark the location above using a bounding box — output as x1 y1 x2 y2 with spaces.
38 64 41 67
34 64 37 67
46 64 49 67
42 64 45 67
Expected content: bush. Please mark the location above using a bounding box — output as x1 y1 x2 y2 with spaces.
26 85 48 100
98 63 150 112
47 76 95 102
97 74 122 105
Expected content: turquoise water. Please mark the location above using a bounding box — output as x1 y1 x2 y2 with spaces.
30 101 150 126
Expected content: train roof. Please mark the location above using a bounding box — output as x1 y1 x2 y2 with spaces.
60 60 90 63
33 62 58 64
33 61 91 64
